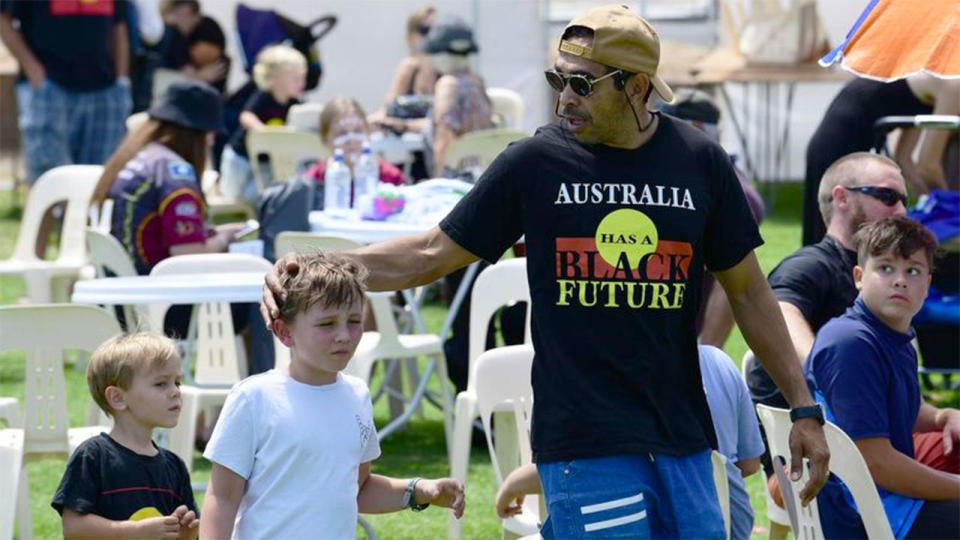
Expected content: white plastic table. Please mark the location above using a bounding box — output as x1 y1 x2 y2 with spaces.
71 272 265 305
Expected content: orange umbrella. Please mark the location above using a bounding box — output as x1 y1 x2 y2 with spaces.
819 0 960 81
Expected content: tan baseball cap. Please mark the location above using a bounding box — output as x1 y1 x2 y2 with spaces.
559 4 675 103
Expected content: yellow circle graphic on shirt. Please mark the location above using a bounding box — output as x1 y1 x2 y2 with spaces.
129 506 163 521
595 209 658 269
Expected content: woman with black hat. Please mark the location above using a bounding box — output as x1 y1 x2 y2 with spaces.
92 80 243 277
420 14 493 178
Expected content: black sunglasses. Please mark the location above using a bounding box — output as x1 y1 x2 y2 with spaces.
544 69 623 97
843 185 908 207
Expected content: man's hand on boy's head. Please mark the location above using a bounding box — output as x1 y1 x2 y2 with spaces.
415 478 465 519
261 255 301 327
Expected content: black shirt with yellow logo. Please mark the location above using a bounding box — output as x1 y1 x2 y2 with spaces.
440 115 762 462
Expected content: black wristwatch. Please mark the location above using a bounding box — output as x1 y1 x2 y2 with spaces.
790 404 825 425
402 477 430 512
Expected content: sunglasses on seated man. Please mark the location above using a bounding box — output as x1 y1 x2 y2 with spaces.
544 69 629 98
843 185 908 207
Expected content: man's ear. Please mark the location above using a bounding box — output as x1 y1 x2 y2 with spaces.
273 318 295 348
831 184 849 211
626 74 647 99
853 265 863 291
105 385 127 412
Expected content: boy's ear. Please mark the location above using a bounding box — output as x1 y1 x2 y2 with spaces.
853 265 863 290
273 319 295 348
104 385 127 412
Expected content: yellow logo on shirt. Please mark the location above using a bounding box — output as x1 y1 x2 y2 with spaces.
128 507 163 521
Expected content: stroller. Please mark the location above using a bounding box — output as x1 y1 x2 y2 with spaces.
874 115 960 388
214 4 337 169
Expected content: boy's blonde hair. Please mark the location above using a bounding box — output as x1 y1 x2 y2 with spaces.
87 333 180 416
252 45 307 90
279 252 369 322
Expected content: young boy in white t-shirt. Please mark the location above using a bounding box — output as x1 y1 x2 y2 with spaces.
201 253 465 539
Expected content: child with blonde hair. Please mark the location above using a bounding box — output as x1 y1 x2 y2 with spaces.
202 252 464 539
52 333 199 539
221 44 307 202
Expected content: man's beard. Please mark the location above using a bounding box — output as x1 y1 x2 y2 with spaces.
849 202 868 235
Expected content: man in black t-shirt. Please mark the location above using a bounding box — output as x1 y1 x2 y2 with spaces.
745 152 908 532
262 5 829 537
0 0 131 182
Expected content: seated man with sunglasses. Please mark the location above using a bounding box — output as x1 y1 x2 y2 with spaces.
742 153 931 519
262 5 830 538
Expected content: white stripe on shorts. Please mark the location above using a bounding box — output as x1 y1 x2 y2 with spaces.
584 510 647 532
579 493 644 514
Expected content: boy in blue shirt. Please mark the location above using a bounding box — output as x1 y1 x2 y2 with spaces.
805 216 960 538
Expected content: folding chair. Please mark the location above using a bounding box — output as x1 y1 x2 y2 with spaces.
286 102 325 133
246 126 328 190
0 165 103 302
474 344 540 540
487 87 525 130
756 404 895 539
443 128 527 178
149 253 282 471
0 304 121 539
740 350 792 532
449 258 531 539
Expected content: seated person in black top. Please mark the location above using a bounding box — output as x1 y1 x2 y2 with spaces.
52 333 199 539
160 0 229 92
745 152 907 535
219 44 306 204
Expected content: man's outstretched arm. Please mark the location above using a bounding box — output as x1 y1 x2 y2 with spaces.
262 226 479 323
714 251 830 506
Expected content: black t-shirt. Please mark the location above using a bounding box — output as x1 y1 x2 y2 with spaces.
51 434 197 520
1 0 126 91
746 235 858 402
229 90 300 157
440 116 763 461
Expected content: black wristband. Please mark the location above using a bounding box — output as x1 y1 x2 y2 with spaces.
790 404 825 425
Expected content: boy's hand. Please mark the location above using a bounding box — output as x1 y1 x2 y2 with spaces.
495 481 525 519
941 409 960 455
415 478 465 519
135 515 181 538
170 505 200 540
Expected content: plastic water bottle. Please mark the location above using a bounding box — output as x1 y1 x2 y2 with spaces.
325 149 351 211
353 142 379 205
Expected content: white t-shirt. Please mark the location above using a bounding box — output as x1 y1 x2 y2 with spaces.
203 369 381 540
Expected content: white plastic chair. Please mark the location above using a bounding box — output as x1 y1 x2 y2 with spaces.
756 404 895 540
272 232 451 441
125 111 149 133
740 350 792 531
474 345 540 540
0 429 25 540
286 102 325 133
85 228 152 332
0 304 120 539
149 253 281 471
443 128 527 177
0 398 21 428
0 165 103 302
449 258 531 539
487 87 525 130
711 450 731 540
246 126 327 190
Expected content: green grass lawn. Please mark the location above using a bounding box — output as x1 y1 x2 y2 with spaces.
0 182 895 539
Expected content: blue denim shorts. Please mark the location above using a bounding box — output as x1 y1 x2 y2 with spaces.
537 451 725 539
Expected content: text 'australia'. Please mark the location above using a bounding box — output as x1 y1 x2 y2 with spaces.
554 182 695 211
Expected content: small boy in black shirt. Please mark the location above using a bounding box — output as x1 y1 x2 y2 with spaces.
52 333 199 539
